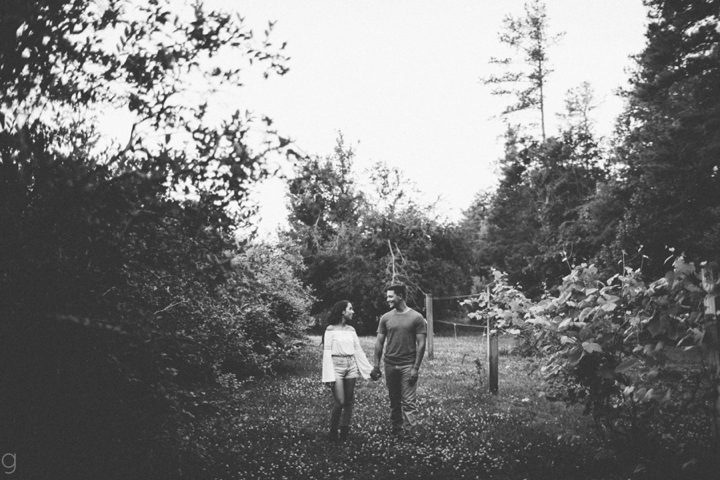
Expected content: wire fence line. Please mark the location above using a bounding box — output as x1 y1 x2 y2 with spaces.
430 293 482 301
433 320 486 329
433 319 489 340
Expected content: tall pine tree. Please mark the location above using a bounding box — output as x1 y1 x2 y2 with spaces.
483 0 563 141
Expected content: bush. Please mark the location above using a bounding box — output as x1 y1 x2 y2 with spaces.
1 1 300 477
527 259 720 446
0 156 315 477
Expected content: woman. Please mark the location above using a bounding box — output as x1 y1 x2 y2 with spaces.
321 300 375 442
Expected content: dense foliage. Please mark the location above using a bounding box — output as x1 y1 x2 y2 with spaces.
467 0 720 296
463 258 720 472
0 1 311 478
466 2 720 467
286 136 481 333
610 0 720 276
529 259 719 438
470 124 607 296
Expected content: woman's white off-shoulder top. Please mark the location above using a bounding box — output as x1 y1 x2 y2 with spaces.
321 326 374 382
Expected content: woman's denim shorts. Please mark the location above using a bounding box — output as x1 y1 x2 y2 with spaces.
332 355 358 379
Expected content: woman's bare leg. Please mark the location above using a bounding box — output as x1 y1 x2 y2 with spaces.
329 378 345 436
340 378 356 427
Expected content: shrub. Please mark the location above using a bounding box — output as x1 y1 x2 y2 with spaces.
0 1 300 476
527 259 720 445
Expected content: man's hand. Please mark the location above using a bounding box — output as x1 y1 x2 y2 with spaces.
409 367 419 384
370 366 382 381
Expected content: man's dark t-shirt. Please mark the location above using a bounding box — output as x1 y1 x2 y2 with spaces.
377 309 427 366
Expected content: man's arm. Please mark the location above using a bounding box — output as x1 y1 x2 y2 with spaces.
371 333 385 380
409 333 426 384
374 333 386 366
413 333 426 369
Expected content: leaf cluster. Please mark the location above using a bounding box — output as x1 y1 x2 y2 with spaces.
461 268 531 335
527 257 719 440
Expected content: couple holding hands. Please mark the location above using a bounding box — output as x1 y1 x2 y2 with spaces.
321 284 427 443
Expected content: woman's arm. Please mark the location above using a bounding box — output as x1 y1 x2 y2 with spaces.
321 330 336 383
353 332 374 379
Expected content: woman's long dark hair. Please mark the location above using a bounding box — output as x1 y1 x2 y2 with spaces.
321 300 350 345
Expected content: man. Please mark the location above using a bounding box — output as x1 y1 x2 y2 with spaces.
371 284 427 440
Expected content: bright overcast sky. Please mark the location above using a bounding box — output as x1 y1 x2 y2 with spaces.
205 0 649 236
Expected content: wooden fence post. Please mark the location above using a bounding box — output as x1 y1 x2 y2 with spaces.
486 286 498 394
488 321 499 394
425 292 434 360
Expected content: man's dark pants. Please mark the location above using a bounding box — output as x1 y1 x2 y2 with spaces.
385 363 418 436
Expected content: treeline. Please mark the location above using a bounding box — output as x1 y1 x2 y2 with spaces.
288 0 720 328
283 135 479 333
467 0 720 297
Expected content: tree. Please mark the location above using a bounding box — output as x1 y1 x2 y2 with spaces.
1 0 290 223
286 146 479 333
557 81 600 139
483 0 563 141
287 134 363 241
610 0 720 275
475 117 607 296
285 135 368 322
0 1 297 477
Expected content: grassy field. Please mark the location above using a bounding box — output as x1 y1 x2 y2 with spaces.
219 335 715 480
